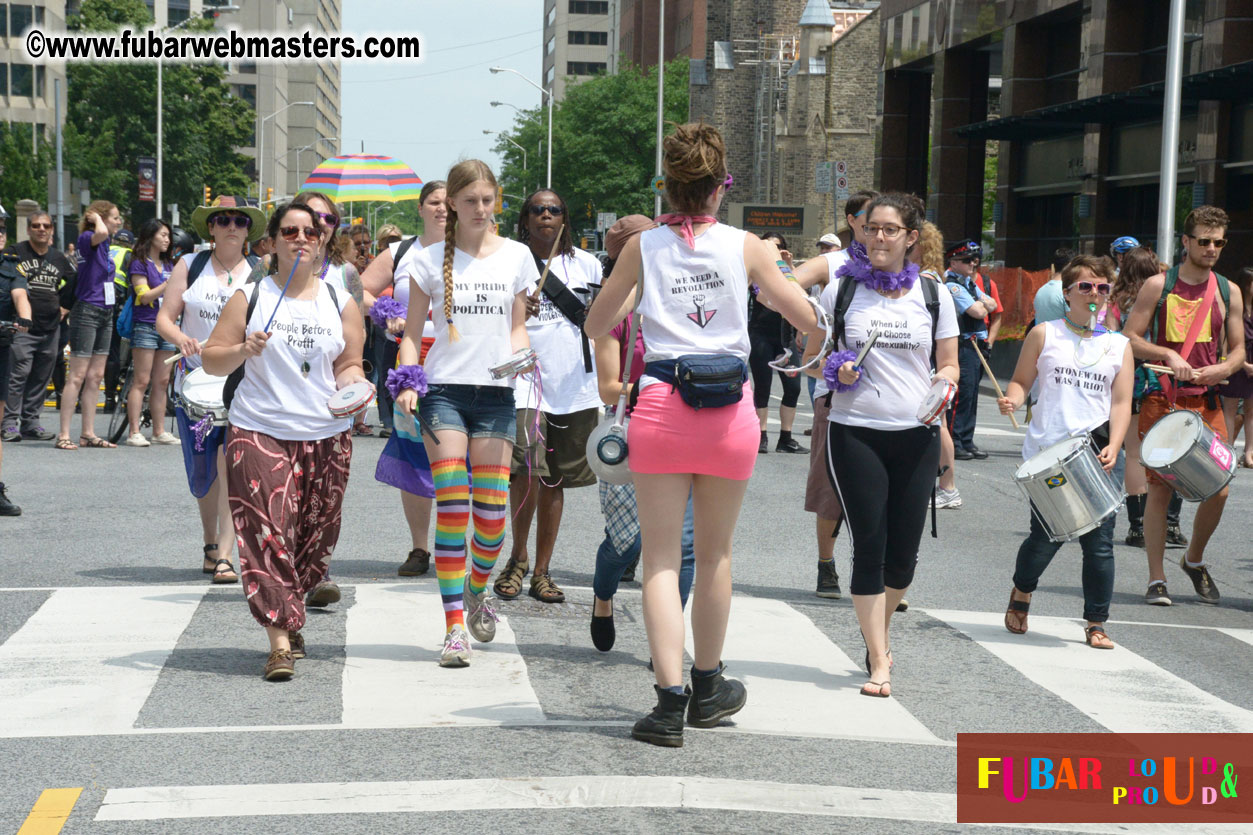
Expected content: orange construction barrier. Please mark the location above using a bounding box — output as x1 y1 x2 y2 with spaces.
980 267 1053 341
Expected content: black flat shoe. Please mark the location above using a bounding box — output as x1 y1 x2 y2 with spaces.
591 604 615 652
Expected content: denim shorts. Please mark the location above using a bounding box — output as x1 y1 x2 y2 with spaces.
419 383 516 441
68 300 113 357
130 321 177 353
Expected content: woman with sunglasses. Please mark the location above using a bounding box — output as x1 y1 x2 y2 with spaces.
124 218 178 447
392 160 537 669
202 201 367 680
816 193 960 699
360 180 446 579
157 197 265 583
997 254 1133 651
586 122 820 747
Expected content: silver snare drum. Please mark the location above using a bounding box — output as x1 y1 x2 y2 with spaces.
1014 437 1124 542
1140 409 1236 502
179 367 229 427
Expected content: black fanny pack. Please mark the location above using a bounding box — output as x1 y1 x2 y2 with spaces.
645 354 748 410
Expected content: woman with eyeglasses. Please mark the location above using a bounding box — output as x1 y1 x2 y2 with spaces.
123 219 178 447
391 160 537 669
586 122 820 747
157 197 266 583
997 254 1133 651
201 201 367 681
360 180 446 579
816 193 960 699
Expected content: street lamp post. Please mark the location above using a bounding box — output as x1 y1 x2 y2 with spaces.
293 135 338 191
1156 0 1186 266
490 102 543 166
490 67 552 189
259 101 314 209
654 0 665 217
483 130 527 175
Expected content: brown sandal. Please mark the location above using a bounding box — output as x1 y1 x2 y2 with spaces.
493 556 528 600
1085 624 1115 650
54 437 78 450
1004 589 1030 634
528 572 566 604
78 435 116 448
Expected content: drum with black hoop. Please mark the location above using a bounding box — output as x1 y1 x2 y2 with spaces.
178 367 229 427
1014 437 1124 542
1139 409 1236 502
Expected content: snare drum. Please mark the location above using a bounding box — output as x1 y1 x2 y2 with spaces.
917 378 957 426
1014 437 1123 542
1139 409 1236 502
179 368 229 427
328 381 376 419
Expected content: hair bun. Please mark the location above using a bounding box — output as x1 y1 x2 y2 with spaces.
662 121 726 184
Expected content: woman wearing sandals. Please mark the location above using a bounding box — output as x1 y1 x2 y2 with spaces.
586 122 820 746
124 219 179 447
997 254 1133 650
816 194 960 699
361 180 447 578
57 200 125 450
157 196 265 585
392 160 537 669
203 201 367 680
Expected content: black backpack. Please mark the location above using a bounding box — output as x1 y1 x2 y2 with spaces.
829 274 942 368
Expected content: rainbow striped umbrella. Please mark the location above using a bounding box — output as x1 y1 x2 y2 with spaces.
300 154 423 203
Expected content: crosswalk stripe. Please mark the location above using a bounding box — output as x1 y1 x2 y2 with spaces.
925 609 1253 733
1217 627 1253 648
341 583 544 728
685 596 944 745
0 586 206 738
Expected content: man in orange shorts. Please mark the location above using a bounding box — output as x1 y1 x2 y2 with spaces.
1122 205 1246 606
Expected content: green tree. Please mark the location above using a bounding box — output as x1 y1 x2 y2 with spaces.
491 58 690 240
0 124 54 214
64 0 254 227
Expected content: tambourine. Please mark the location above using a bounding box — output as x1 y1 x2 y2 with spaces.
328 381 376 419
489 347 539 379
767 295 833 372
917 377 956 426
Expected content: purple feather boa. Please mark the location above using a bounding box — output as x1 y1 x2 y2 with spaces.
370 296 407 322
835 240 920 292
386 364 428 399
823 349 861 393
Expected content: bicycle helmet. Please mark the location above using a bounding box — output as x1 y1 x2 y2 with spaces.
1110 235 1140 255
170 227 199 259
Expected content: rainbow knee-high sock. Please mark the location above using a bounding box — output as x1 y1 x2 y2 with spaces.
468 464 510 596
431 457 470 631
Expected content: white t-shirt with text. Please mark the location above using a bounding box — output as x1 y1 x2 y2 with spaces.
516 247 601 414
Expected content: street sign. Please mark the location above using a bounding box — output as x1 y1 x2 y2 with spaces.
835 175 849 201
596 211 617 233
835 160 847 176
650 175 665 196
814 161 833 194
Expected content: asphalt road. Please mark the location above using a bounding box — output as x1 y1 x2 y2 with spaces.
0 391 1250 833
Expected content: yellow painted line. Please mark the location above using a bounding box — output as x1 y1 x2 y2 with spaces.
16 788 82 835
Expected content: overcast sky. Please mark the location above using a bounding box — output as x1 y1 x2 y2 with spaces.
339 1 545 184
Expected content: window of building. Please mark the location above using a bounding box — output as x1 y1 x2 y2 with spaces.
568 31 608 46
547 4 555 26
34 64 44 97
10 4 32 35
238 62 258 76
545 65 555 85
34 5 44 26
547 36 555 55
236 83 257 109
10 62 32 96
168 3 190 26
567 61 606 76
714 41 734 70
569 1 608 14
675 15 692 51
0 65 7 96
690 58 708 86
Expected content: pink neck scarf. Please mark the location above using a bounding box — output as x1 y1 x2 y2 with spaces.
655 214 718 249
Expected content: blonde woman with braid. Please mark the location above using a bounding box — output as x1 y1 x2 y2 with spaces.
392 160 538 667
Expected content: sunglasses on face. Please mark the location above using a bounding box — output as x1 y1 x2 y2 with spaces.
314 210 339 229
1189 236 1226 249
955 257 976 264
279 225 319 242
211 214 251 229
29 222 52 230
528 204 564 216
1074 281 1112 295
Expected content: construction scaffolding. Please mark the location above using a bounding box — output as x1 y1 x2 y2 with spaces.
733 32 798 203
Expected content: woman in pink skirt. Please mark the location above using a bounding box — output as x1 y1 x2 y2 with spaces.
586 121 820 747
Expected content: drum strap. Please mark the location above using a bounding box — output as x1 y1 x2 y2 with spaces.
1156 271 1217 405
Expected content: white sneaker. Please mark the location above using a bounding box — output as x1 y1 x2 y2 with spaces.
152 431 179 445
935 487 962 509
463 587 498 643
126 432 151 447
439 624 471 668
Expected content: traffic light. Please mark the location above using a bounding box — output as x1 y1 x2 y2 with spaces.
495 187 503 215
266 187 273 205
203 185 211 204
586 202 593 219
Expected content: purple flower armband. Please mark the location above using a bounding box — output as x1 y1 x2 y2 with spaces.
369 296 407 322
823 349 861 393
386 364 428 399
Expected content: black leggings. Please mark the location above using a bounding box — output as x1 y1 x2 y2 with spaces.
748 326 800 410
826 421 940 595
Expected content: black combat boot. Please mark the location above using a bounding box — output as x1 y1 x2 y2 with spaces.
687 663 747 728
631 685 690 747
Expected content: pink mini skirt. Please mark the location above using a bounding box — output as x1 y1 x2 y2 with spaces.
628 380 759 479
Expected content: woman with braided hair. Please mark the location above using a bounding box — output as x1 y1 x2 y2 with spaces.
392 159 538 668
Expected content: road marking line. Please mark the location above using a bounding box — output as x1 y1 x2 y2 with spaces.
684 596 943 744
0 586 206 739
926 609 1253 733
16 788 82 835
341 583 544 728
1217 627 1253 648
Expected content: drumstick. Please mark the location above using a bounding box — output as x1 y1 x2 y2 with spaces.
164 353 183 365
532 224 565 298
853 328 881 368
974 345 1020 429
1143 363 1228 384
